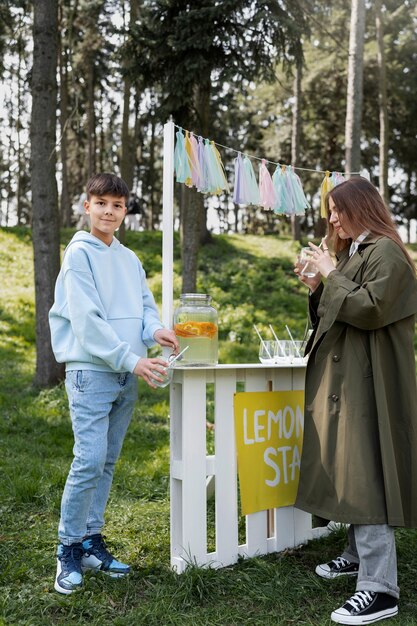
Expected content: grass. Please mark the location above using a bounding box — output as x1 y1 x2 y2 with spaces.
1 226 417 625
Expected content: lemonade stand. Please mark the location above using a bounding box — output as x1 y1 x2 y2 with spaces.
162 121 327 573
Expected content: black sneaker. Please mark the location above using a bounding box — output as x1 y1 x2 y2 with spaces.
54 542 83 595
81 534 130 577
331 591 398 624
316 555 359 579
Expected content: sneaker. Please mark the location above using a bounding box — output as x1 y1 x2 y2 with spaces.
54 542 83 595
81 534 130 578
331 591 398 624
316 555 359 579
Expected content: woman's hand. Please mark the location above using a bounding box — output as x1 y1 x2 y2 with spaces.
307 242 336 278
294 254 323 292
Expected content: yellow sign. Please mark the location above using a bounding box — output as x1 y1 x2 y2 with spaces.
234 390 304 516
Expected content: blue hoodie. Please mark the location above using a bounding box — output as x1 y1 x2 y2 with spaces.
49 231 164 373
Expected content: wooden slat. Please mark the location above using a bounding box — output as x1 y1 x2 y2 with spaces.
244 369 269 556
273 506 295 552
181 370 208 562
170 376 183 567
293 507 313 545
214 369 239 566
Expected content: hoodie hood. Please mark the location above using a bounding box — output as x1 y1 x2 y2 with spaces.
64 230 121 252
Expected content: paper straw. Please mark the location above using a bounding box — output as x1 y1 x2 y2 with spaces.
253 324 273 359
285 324 302 358
269 324 284 350
168 345 189 367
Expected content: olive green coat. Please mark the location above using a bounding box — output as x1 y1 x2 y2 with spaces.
295 235 417 527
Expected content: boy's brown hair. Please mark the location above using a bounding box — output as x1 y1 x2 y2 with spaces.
86 173 129 202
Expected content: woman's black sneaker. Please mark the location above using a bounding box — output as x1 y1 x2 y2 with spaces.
331 590 398 624
316 555 359 579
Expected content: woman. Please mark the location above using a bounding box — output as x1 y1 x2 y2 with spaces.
294 177 417 625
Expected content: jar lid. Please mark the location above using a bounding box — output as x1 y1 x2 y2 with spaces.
180 293 211 302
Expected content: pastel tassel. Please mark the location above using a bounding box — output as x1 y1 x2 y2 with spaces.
331 171 346 186
197 136 209 193
272 166 292 214
287 166 310 215
283 166 296 214
204 140 229 194
242 156 260 205
259 160 276 210
188 132 202 189
233 152 246 204
320 171 334 217
184 132 194 187
174 129 192 184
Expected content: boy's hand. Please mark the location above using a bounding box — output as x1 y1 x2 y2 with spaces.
154 328 179 353
133 357 169 388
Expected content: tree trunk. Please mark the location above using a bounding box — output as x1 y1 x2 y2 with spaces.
31 0 64 386
16 20 23 225
345 0 366 176
119 0 140 242
181 187 204 293
180 80 210 292
233 203 239 233
86 60 96 178
375 0 389 205
149 114 157 229
58 5 72 227
291 57 302 242
195 79 211 245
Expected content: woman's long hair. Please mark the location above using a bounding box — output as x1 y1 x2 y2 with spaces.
326 176 415 271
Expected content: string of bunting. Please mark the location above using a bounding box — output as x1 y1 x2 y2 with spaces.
174 126 350 217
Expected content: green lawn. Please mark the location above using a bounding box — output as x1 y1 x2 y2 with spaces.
1 227 417 625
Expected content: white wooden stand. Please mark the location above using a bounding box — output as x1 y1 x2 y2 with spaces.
169 363 327 572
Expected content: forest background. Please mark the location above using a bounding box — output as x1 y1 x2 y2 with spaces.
2 3 417 623
0 0 416 377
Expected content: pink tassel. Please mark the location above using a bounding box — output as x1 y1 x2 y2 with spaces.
188 133 202 188
259 160 276 210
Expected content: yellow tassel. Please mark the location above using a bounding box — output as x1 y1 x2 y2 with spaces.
320 170 334 218
184 132 193 187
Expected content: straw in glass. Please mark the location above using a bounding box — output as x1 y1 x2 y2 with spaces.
253 324 273 359
285 324 302 358
269 324 284 351
301 239 324 275
168 345 189 367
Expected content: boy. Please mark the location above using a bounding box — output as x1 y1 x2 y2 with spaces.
49 173 178 594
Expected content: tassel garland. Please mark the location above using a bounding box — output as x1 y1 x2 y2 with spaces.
174 127 346 217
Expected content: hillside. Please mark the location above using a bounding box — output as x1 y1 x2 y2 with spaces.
2 226 417 625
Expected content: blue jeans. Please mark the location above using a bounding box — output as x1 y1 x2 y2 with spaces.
59 370 138 545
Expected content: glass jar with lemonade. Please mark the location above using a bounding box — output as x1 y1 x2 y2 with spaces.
173 294 218 366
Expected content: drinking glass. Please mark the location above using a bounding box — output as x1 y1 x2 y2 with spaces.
151 365 173 388
275 340 294 363
151 351 183 388
299 247 317 278
291 340 306 363
258 340 276 364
